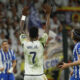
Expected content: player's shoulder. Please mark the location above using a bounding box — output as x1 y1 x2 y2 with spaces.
8 48 16 55
8 48 13 53
43 33 48 36
20 34 27 38
76 42 80 46
75 42 80 49
20 33 29 40
39 33 48 39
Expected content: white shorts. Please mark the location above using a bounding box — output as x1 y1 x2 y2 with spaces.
24 74 47 80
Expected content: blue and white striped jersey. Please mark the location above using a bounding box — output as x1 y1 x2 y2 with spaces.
73 42 80 79
0 48 16 73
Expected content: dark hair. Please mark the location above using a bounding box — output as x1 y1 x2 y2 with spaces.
2 39 8 43
29 27 38 39
73 29 80 42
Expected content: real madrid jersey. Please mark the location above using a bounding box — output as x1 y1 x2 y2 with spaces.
20 33 48 75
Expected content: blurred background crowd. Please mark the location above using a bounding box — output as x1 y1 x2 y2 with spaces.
0 0 80 80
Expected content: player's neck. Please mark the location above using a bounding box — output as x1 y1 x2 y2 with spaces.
3 49 8 53
73 40 77 44
30 38 38 41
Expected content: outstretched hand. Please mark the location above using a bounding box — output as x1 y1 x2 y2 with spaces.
42 3 52 14
70 71 73 76
57 62 69 70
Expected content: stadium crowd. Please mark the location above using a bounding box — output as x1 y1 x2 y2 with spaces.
0 0 80 80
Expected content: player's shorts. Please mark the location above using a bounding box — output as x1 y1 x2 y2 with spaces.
6 73 15 80
0 73 15 80
0 73 6 80
24 74 47 80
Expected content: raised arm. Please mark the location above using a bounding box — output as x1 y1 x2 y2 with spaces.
7 50 16 73
42 4 51 34
39 4 51 46
20 6 29 33
58 58 80 70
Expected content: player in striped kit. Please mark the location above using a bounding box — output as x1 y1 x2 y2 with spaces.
59 29 80 80
0 40 16 80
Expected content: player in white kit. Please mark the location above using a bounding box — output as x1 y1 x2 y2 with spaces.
20 28 48 80
19 4 51 80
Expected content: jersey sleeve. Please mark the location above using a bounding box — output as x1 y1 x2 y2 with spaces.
0 53 3 68
12 50 16 61
39 33 48 46
19 34 27 44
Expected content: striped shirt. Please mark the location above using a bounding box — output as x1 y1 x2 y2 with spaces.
73 42 80 79
0 48 16 73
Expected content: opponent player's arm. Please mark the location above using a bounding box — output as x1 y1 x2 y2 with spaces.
59 46 80 69
12 60 16 69
59 58 80 70
0 66 4 72
67 59 80 67
7 60 16 73
0 53 4 71
69 58 80 66
7 51 16 73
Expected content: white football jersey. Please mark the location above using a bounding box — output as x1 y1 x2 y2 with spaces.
20 33 48 75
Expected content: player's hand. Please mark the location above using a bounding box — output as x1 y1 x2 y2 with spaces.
58 62 69 70
22 6 29 16
42 3 51 14
7 67 13 73
57 62 63 69
7 70 11 73
70 71 73 76
0 68 4 72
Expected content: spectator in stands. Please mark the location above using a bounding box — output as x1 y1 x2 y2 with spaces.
71 14 80 29
50 15 62 34
0 32 6 44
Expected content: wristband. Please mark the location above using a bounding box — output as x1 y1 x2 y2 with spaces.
21 15 26 20
8 67 13 73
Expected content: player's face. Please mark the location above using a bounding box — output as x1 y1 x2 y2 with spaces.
2 42 9 52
